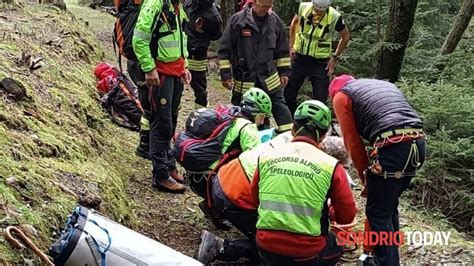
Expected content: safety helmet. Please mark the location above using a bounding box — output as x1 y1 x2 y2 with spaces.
240 87 272 116
294 100 331 130
312 0 332 11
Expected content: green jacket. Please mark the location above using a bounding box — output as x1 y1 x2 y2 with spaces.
209 118 260 169
132 0 188 73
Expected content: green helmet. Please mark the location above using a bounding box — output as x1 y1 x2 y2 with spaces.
294 100 332 130
240 87 272 116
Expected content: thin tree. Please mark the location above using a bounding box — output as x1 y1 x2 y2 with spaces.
433 0 473 79
375 0 418 82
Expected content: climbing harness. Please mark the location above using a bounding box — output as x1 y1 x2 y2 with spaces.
4 226 54 266
368 129 426 179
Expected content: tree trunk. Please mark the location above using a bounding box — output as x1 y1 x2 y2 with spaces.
434 0 473 75
234 0 240 12
220 0 228 27
375 0 418 83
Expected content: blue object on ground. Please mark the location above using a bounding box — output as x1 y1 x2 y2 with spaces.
259 128 276 143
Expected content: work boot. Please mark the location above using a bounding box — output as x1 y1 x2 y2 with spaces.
196 230 224 264
169 168 185 184
136 130 151 160
198 201 232 231
152 176 186 193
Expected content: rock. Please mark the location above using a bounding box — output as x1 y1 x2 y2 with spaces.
452 247 463 255
418 247 427 256
0 78 28 101
6 176 17 185
78 195 102 209
20 224 38 237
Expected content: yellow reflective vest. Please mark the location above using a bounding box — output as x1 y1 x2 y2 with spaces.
294 3 341 59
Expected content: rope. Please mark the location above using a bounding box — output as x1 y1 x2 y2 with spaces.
4 226 54 266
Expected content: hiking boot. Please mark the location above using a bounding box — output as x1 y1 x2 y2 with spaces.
136 130 151 160
152 176 186 193
196 230 224 264
198 201 232 231
169 168 185 184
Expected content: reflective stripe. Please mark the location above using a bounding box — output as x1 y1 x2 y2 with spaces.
219 60 231 70
188 59 208 71
260 200 315 216
140 117 150 130
276 57 291 68
194 102 207 109
277 123 293 133
160 40 179 48
133 30 152 42
378 128 424 140
265 72 281 91
233 78 254 93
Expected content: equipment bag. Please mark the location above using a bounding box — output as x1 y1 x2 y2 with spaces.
49 206 201 266
94 63 143 131
184 0 223 41
101 75 143 131
112 0 166 62
175 105 242 172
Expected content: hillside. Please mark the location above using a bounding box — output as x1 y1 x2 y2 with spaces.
0 2 472 265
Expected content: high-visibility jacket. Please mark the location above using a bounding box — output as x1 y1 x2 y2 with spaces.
133 0 188 73
256 141 338 236
218 132 293 210
294 3 341 59
208 118 259 170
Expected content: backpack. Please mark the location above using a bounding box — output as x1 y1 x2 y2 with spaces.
184 0 223 41
175 105 241 172
113 0 167 62
94 63 143 131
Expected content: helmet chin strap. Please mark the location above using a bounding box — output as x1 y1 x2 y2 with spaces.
294 124 321 143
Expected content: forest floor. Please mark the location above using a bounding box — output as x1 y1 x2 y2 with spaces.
0 1 472 264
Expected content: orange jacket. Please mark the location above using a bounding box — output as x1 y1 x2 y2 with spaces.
217 159 256 210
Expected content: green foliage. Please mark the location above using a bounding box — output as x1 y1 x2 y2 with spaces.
400 80 474 233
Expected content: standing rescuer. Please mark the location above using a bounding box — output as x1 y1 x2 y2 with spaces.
132 0 191 193
329 75 426 265
218 0 293 133
249 100 356 265
183 0 223 109
284 0 350 114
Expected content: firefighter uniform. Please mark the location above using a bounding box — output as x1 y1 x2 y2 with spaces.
187 36 209 109
284 2 347 113
218 6 293 133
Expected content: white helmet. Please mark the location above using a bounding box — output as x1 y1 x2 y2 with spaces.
312 0 332 11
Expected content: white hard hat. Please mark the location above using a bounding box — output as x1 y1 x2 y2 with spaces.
312 0 332 11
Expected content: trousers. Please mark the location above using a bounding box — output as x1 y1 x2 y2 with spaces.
284 53 330 115
366 138 426 265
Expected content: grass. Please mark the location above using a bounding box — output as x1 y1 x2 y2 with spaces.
0 3 148 263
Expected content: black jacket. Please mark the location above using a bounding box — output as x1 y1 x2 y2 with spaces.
218 6 291 92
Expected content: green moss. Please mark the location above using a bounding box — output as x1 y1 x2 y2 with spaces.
0 4 145 263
